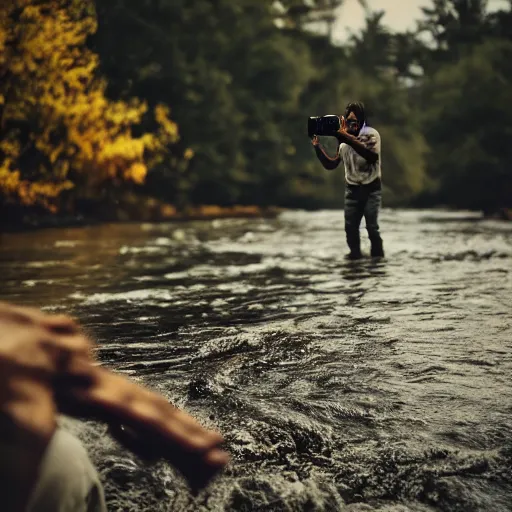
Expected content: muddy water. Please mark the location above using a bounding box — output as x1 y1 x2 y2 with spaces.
1 209 511 511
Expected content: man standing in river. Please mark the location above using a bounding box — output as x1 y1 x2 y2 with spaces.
312 102 384 260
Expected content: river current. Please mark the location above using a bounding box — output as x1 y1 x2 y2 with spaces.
1 209 511 511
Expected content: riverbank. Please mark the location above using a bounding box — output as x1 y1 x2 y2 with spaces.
1 197 510 234
0 198 284 233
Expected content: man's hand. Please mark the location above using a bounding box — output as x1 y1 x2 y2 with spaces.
0 302 94 512
336 116 379 164
311 135 320 146
337 116 349 140
57 365 229 490
0 302 92 442
0 302 229 511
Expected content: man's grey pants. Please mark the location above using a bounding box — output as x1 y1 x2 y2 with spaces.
344 182 384 256
27 428 107 512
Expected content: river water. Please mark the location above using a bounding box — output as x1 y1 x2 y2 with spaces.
1 209 511 511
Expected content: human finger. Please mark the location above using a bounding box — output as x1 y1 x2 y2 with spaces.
0 303 91 357
0 302 86 338
75 368 223 449
55 366 229 488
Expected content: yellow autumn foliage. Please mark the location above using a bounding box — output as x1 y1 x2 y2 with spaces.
0 0 180 212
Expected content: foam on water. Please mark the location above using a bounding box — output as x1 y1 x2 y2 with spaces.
1 210 511 511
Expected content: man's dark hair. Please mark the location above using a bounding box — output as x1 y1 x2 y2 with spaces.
344 102 368 126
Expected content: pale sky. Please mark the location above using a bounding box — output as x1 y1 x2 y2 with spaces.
332 0 510 43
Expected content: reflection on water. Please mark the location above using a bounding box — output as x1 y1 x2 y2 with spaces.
1 210 511 511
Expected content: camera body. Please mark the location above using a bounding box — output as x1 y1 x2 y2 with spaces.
308 115 341 138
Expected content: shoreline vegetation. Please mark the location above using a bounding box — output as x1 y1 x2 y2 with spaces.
1 1 511 231
2 203 510 235
0 202 284 233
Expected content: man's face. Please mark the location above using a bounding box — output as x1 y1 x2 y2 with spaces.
346 111 360 135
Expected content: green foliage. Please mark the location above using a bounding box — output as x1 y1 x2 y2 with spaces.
92 0 332 207
421 39 512 211
90 0 434 209
3 0 512 217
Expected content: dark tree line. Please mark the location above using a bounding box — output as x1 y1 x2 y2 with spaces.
2 0 511 219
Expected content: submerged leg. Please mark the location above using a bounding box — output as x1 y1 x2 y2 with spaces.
344 187 365 259
364 189 384 258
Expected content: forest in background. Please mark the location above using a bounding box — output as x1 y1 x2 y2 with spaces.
1 0 511 228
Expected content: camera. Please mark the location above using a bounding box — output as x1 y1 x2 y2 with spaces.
308 115 341 138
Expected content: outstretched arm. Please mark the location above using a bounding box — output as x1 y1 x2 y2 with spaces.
312 136 341 170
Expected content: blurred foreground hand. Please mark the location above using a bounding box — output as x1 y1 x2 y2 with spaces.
0 302 229 512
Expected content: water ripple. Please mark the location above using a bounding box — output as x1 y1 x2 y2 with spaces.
1 210 511 511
